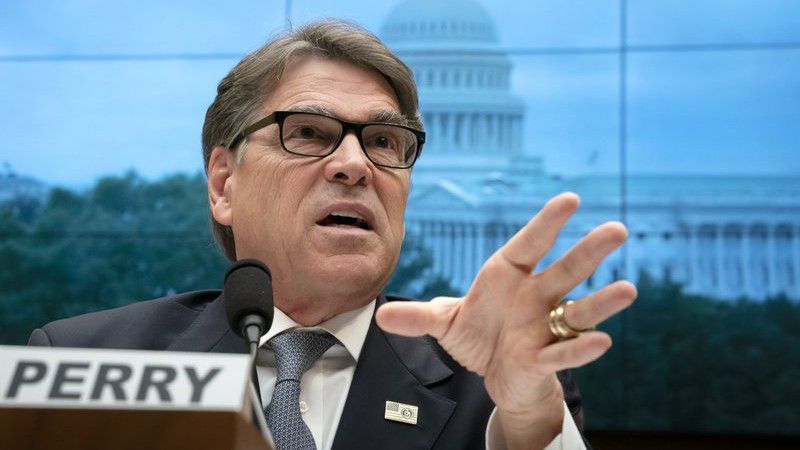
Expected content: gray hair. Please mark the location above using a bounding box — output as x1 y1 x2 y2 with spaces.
201 19 421 261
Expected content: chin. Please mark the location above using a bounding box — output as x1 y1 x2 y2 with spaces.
315 254 390 295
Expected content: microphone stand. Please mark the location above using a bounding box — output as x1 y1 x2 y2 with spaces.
242 316 271 442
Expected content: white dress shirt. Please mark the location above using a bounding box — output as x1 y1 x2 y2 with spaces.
256 299 585 450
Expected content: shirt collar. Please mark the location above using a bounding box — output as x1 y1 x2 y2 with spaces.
258 299 376 362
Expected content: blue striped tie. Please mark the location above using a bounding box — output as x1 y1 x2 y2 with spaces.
266 330 337 450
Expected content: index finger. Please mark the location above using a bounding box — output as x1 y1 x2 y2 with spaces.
498 192 580 272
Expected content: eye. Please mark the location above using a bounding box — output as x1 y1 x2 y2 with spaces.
285 123 333 142
374 135 394 149
369 133 400 150
298 126 317 139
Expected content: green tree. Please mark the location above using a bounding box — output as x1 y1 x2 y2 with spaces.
575 272 800 435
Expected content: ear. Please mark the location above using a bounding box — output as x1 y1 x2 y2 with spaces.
208 146 235 226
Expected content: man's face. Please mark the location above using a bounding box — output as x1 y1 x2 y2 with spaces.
210 56 411 323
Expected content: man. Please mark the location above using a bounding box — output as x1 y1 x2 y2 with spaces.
29 20 636 450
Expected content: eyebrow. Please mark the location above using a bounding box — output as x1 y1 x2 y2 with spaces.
285 105 409 126
286 104 333 115
368 110 408 127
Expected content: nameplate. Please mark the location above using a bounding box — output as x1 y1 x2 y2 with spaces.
0 345 250 412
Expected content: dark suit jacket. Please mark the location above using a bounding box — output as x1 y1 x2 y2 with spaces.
28 290 588 449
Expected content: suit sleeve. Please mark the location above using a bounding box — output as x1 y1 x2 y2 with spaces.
27 328 53 346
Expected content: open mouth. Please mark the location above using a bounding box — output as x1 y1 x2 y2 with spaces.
317 213 372 230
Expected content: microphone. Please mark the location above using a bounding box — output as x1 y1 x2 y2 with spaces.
223 258 274 439
224 259 275 348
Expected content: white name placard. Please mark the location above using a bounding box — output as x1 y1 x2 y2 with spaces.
0 345 250 412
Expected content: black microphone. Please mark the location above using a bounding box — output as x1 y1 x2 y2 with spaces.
224 259 274 347
222 258 274 439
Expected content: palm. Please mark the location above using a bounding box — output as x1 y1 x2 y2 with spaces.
446 247 592 412
377 192 636 414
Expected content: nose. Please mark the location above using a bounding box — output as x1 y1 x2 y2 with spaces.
323 131 373 186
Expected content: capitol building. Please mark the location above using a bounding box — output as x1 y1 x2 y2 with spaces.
380 0 800 301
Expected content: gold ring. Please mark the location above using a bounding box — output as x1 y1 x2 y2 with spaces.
548 300 594 340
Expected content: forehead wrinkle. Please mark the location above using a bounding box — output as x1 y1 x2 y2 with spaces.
265 58 404 124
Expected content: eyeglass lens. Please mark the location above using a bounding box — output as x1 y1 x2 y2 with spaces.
281 113 418 168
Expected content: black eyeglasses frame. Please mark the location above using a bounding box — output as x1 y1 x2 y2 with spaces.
227 110 426 169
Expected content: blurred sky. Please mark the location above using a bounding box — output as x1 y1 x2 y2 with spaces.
1 0 799 187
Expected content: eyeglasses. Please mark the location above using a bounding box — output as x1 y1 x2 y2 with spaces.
228 111 426 169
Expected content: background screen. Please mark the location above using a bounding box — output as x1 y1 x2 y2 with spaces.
1 0 799 436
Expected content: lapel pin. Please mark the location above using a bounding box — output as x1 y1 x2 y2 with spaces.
384 400 419 425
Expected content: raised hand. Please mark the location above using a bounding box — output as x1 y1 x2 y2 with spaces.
376 192 637 447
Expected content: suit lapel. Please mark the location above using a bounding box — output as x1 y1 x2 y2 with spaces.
332 295 457 450
167 292 248 354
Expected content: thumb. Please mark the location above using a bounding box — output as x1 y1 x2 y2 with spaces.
376 296 461 338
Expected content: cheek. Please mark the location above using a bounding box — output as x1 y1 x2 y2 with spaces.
234 156 311 239
379 176 410 240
